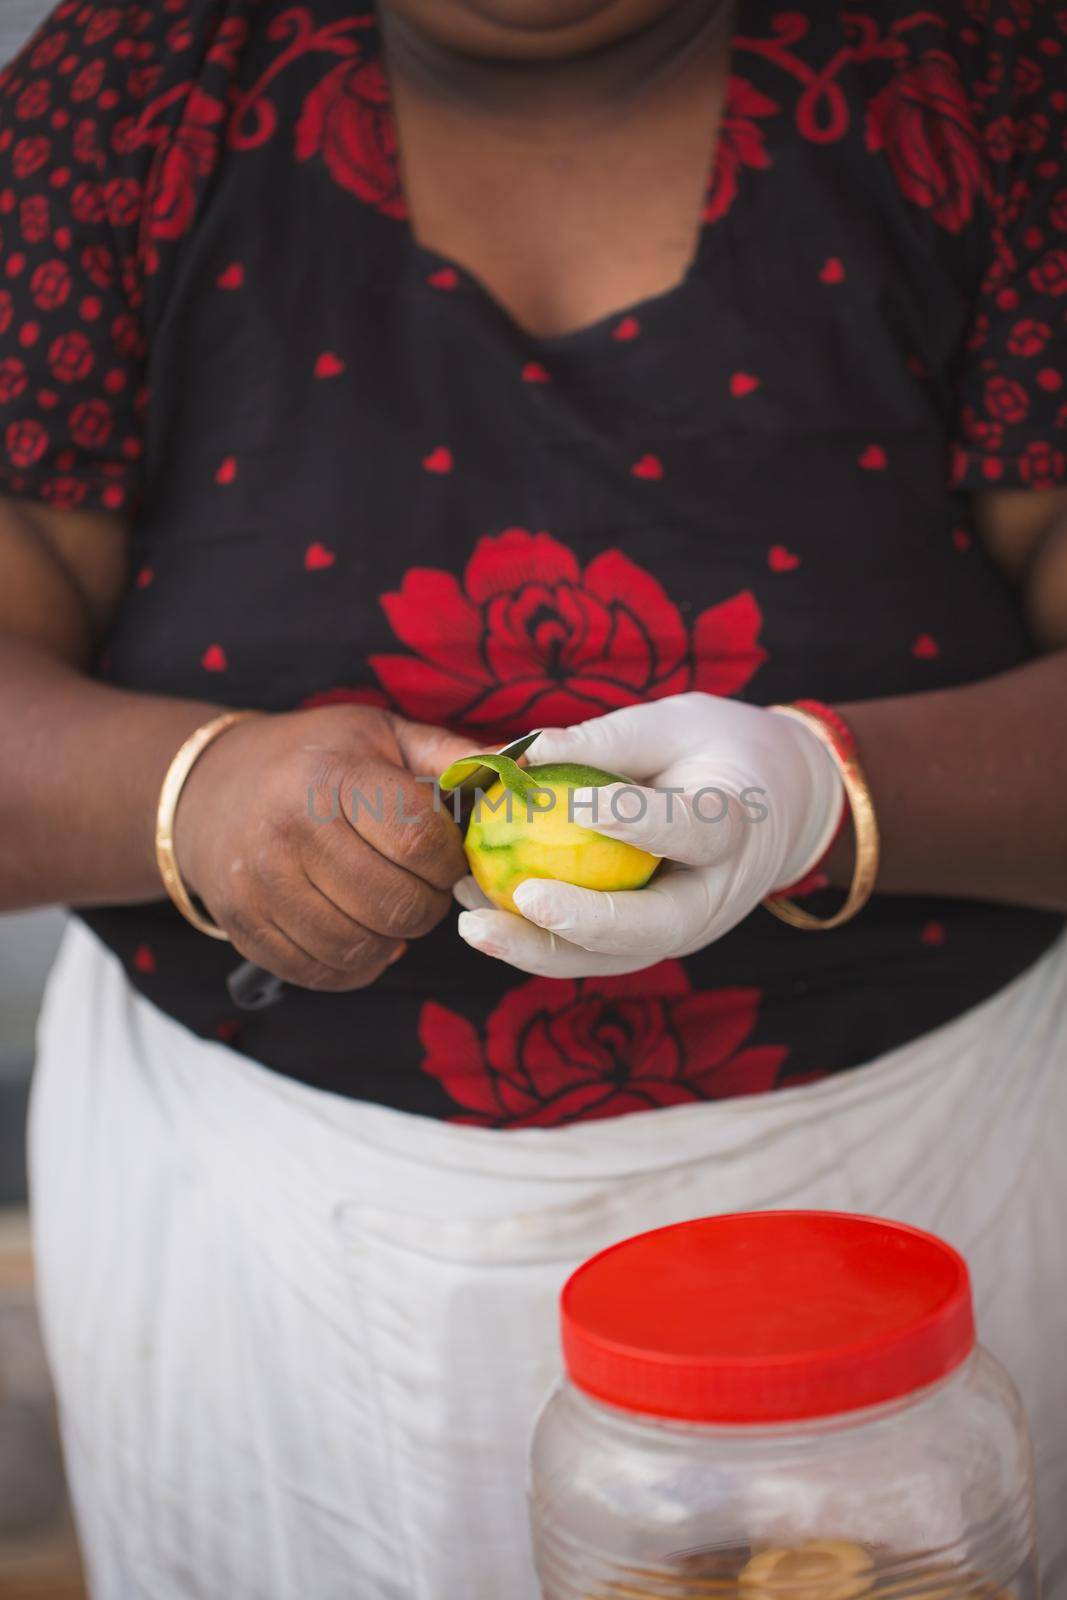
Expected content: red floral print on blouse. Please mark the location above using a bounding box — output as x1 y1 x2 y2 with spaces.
705 78 779 224
369 528 767 738
419 962 788 1128
295 57 405 218
866 51 991 232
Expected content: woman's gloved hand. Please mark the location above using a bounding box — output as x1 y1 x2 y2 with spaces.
455 692 845 978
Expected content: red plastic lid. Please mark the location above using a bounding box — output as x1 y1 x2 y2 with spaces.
561 1212 975 1425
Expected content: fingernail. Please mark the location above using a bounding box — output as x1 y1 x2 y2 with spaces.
458 912 503 958
387 941 408 966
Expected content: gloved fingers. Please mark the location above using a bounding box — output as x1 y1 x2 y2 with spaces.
453 875 493 911
456 907 656 978
531 697 703 781
511 868 720 957
570 782 742 867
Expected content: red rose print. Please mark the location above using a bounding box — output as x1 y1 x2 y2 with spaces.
141 89 224 269
13 137 51 179
104 177 142 227
82 245 115 288
110 313 145 361
42 476 88 510
296 58 405 219
961 409 1004 452
866 52 990 233
30 258 72 312
30 30 68 70
984 114 1016 164
16 81 52 122
1029 247 1067 295
1018 440 1066 488
71 61 106 104
73 116 106 168
71 181 107 225
0 292 12 336
0 358 28 404
84 6 122 46
370 529 767 739
20 195 51 244
419 963 788 1128
984 374 1029 424
705 77 778 225
1052 187 1067 233
69 398 113 450
5 418 48 470
1007 317 1051 356
47 330 94 383
820 257 846 284
1014 56 1045 97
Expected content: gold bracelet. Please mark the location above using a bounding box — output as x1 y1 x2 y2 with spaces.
762 703 880 931
155 710 259 940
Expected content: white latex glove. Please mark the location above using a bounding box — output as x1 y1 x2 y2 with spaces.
455 692 845 978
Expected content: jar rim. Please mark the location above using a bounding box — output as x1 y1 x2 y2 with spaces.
560 1212 976 1425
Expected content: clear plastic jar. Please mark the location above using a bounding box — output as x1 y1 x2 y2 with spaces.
530 1213 1037 1600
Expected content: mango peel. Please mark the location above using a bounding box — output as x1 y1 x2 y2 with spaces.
439 753 660 916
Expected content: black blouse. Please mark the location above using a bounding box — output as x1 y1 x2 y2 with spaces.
1 0 1064 1127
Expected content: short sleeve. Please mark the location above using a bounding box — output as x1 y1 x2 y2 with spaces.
0 1 183 515
950 4 1067 493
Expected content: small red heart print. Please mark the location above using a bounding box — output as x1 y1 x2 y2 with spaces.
314 352 345 379
631 454 663 480
768 545 800 572
912 633 940 660
522 362 551 383
216 457 237 486
730 372 760 398
133 943 157 973
953 528 971 552
920 920 946 946
820 257 846 284
422 446 453 474
612 315 641 341
428 267 459 290
201 644 227 672
859 444 887 470
135 565 153 588
305 542 336 571
217 263 245 291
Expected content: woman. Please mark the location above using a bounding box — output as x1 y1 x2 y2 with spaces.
1 0 1065 1594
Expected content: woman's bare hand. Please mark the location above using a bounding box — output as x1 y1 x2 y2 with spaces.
175 705 473 991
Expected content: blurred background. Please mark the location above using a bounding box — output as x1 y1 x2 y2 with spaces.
1 10 86 1596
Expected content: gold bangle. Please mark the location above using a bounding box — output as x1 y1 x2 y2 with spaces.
762 704 880 931
155 710 259 940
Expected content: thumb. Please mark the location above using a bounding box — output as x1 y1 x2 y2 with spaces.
390 716 478 780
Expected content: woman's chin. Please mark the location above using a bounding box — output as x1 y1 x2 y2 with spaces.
381 0 678 61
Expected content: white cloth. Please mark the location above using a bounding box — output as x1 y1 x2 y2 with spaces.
29 919 1067 1600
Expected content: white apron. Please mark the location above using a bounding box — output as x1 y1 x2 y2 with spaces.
29 919 1067 1600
